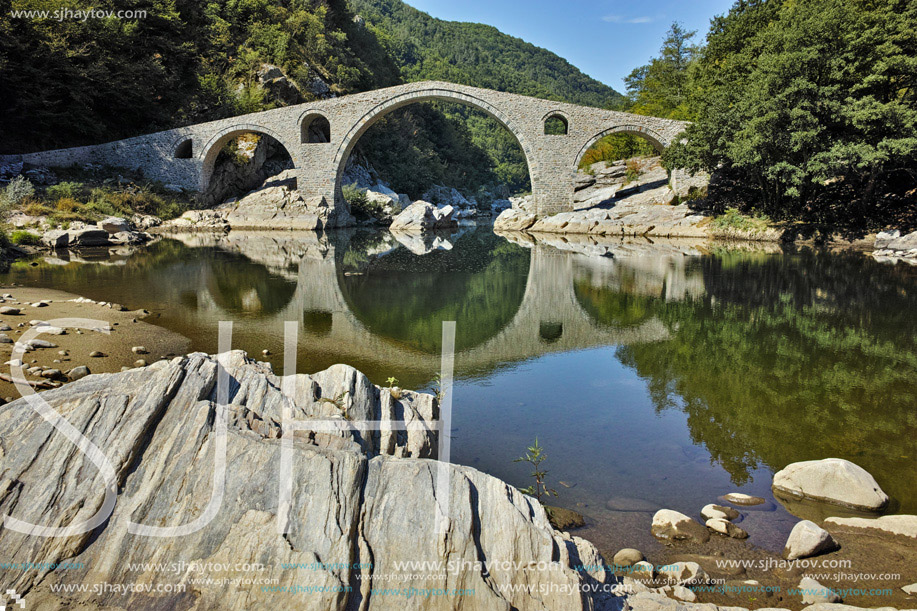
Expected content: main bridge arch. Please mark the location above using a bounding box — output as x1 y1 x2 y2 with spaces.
330 87 538 203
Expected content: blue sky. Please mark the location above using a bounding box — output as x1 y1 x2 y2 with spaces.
402 0 736 94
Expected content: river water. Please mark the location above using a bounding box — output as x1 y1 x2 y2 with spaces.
5 226 915 555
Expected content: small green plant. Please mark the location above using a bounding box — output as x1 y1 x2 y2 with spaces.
624 160 641 184
711 208 772 234
514 437 558 504
432 372 446 402
46 181 84 202
9 230 40 246
1 176 35 209
385 376 402 400
319 390 351 419
343 183 387 220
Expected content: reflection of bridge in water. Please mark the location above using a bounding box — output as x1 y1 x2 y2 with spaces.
167 229 715 380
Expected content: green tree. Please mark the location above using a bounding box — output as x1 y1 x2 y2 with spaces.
667 0 917 227
624 22 698 120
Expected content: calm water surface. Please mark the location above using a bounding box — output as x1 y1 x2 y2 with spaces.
6 227 916 554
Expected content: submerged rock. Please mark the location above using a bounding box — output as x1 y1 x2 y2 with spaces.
721 492 767 506
772 458 889 511
545 505 585 530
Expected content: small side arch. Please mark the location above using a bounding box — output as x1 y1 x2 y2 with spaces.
198 123 297 192
300 111 331 143
173 138 193 159
573 124 669 170
543 111 569 135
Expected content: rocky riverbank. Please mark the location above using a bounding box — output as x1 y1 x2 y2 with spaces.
602 458 917 611
0 350 618 611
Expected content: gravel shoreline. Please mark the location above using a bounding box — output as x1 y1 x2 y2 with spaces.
0 286 190 401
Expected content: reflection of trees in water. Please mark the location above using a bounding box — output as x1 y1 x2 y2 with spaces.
338 230 530 353
205 255 296 316
574 280 656 328
601 252 917 508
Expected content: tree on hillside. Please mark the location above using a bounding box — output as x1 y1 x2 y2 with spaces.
666 0 917 229
624 22 699 120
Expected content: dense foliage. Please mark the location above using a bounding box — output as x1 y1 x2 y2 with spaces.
0 0 398 153
624 22 697 121
664 0 917 229
574 23 696 170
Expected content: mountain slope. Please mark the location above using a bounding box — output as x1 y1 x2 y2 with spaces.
349 0 624 107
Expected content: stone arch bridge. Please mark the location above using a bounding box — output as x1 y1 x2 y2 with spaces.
6 81 687 220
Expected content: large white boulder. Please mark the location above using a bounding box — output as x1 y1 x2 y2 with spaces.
783 520 838 559
493 208 536 232
772 458 889 511
389 201 457 233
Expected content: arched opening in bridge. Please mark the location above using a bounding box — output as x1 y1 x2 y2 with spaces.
174 139 193 159
200 128 295 208
301 113 331 143
572 129 666 209
334 92 533 221
543 113 568 135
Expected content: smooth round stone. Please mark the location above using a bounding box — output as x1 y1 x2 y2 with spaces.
706 518 749 539
701 503 740 521
720 492 767 506
612 548 645 567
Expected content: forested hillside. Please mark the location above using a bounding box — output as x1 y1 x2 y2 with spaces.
349 0 622 108
0 0 399 152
